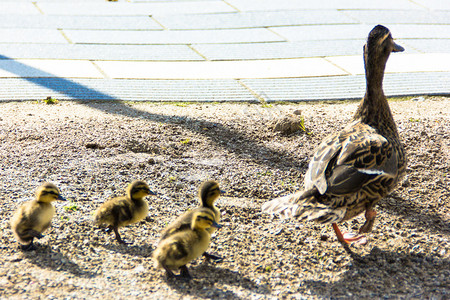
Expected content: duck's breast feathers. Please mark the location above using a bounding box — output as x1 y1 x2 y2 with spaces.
306 122 399 196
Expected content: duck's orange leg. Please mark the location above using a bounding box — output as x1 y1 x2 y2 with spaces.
332 223 367 245
359 208 377 233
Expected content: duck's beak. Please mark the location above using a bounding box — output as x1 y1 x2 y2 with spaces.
57 195 67 201
393 42 404 52
220 190 226 194
212 221 222 229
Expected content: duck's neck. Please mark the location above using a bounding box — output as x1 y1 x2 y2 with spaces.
354 54 398 137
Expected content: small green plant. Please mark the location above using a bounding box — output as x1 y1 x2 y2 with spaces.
180 138 191 145
64 203 78 212
298 116 312 135
41 96 59 105
264 265 272 272
168 176 177 182
409 117 420 122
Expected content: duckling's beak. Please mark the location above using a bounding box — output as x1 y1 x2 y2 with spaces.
147 189 157 196
57 195 67 201
220 190 226 194
212 221 222 229
393 42 404 52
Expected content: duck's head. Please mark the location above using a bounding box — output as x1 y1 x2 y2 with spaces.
199 180 223 208
364 25 404 69
36 182 66 203
191 209 222 230
127 180 156 200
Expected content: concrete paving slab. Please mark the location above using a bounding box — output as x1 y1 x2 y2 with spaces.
226 0 422 11
399 39 450 54
242 72 450 101
192 40 370 61
342 10 450 25
271 24 374 41
0 78 257 102
0 29 67 44
0 44 204 61
37 1 236 16
0 15 162 30
0 2 38 15
0 60 104 78
154 10 356 30
327 53 450 75
413 0 450 10
95 58 347 79
387 24 450 39
63 28 283 44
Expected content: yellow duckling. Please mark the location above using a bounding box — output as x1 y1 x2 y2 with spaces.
10 182 66 251
153 209 221 280
159 180 223 260
94 180 155 244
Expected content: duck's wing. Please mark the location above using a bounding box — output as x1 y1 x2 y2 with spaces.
263 123 399 220
159 210 194 241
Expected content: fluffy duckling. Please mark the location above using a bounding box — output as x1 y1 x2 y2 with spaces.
159 180 223 260
153 209 221 280
262 25 406 245
94 180 155 244
10 182 66 251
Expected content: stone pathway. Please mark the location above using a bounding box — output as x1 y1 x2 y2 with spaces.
0 0 449 101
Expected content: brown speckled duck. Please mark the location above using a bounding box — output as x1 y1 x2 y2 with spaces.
262 25 407 244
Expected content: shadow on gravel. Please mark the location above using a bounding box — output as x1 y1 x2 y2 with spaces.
78 101 308 173
165 264 270 299
98 242 153 258
305 246 449 298
23 244 97 278
381 193 450 235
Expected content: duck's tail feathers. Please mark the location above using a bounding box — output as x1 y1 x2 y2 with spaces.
261 189 345 224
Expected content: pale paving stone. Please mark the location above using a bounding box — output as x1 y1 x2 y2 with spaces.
0 29 67 44
226 0 421 11
327 53 450 75
0 60 104 78
95 58 347 79
37 1 236 16
63 28 283 44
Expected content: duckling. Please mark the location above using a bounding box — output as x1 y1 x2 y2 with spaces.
10 182 66 251
153 209 221 280
93 180 155 244
159 180 223 260
262 25 406 245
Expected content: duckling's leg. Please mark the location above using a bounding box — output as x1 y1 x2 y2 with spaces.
163 266 176 279
20 241 36 251
358 208 377 233
112 226 128 244
332 223 367 245
179 265 192 280
203 252 223 262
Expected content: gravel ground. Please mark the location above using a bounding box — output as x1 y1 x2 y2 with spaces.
0 97 449 299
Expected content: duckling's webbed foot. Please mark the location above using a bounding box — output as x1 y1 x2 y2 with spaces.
203 252 223 262
20 242 36 251
179 265 192 280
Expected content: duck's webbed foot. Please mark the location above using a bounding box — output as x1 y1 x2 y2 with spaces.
359 208 377 233
332 223 367 245
203 252 223 262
